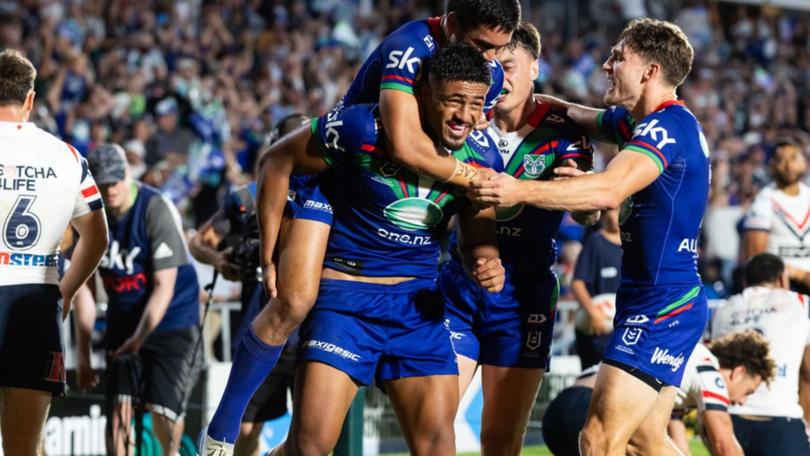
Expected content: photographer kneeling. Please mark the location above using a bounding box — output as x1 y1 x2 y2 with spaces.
190 114 306 456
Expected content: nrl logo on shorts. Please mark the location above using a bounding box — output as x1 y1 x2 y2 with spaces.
526 331 541 350
523 155 546 178
621 327 643 346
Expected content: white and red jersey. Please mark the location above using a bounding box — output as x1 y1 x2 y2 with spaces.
743 183 810 272
711 287 810 418
0 121 102 286
675 343 730 414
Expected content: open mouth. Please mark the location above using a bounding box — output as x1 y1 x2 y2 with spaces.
447 121 469 137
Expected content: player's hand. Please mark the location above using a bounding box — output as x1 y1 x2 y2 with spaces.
589 309 612 335
553 159 587 180
468 172 523 207
476 166 498 180
112 335 144 359
216 249 242 281
472 257 505 293
76 356 99 391
263 261 278 299
535 94 568 110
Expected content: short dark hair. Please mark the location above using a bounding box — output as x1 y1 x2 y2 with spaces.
773 137 801 151
710 331 777 386
446 0 521 33
744 253 785 287
422 43 491 87
505 21 541 59
618 18 693 87
270 113 309 145
0 49 36 106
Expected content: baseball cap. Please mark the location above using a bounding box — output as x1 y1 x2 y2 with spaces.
87 143 128 185
155 97 178 116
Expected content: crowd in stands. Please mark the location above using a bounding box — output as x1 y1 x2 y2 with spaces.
2 0 809 299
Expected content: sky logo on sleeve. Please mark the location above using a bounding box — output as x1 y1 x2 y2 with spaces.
386 47 421 73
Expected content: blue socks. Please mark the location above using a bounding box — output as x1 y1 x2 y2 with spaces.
206 327 284 443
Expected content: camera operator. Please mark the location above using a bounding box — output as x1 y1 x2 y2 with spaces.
74 143 202 455
189 113 307 456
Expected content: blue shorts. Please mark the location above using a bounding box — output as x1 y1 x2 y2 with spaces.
0 284 64 395
283 174 333 225
603 284 708 387
439 260 557 369
298 279 458 386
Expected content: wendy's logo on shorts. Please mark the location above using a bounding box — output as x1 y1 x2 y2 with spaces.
44 351 65 383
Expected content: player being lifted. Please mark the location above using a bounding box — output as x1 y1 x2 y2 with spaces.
470 19 710 455
263 44 503 455
200 1 521 451
438 22 597 455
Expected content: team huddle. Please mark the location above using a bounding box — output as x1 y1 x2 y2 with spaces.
1 0 803 455
199 1 715 455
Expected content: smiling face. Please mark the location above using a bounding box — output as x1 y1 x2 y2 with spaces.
420 76 488 150
602 40 649 108
495 44 537 114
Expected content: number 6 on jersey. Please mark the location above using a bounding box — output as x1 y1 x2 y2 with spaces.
4 194 41 250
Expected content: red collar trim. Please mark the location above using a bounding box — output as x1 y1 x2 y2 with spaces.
653 99 685 112
527 100 551 128
427 16 446 46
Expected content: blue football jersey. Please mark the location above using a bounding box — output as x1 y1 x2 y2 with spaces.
339 17 504 113
599 101 710 287
448 102 594 270
311 104 502 279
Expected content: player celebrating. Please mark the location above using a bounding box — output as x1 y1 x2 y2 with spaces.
470 19 709 455
711 253 810 455
260 44 503 456
337 0 520 186
0 49 108 455
200 2 521 451
438 22 596 455
742 139 810 293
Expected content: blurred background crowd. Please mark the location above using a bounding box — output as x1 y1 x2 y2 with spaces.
1 0 809 301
